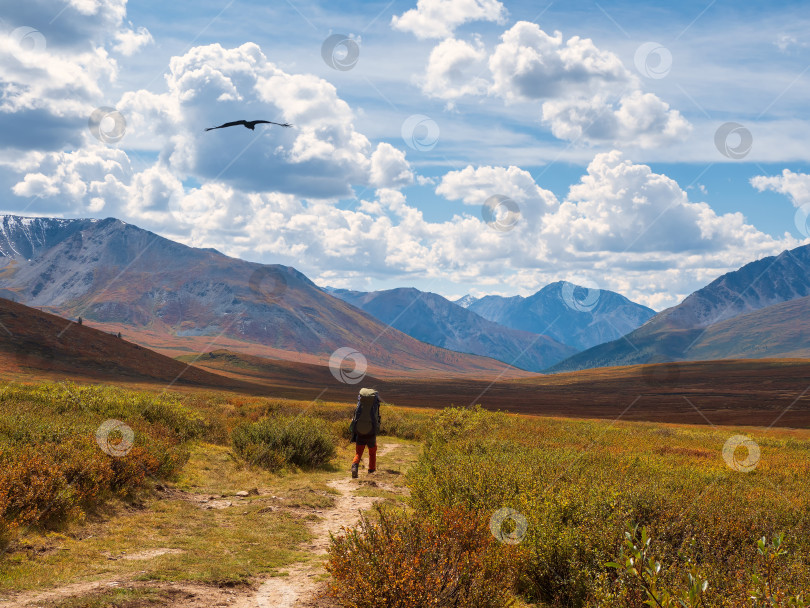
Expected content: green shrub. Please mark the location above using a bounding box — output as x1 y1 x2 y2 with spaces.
604 527 809 606
379 408 429 440
140 398 207 441
231 414 337 471
423 404 506 447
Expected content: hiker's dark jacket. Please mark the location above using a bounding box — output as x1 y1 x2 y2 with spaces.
350 388 381 443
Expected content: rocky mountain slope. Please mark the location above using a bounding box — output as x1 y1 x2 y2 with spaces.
0 215 533 379
551 245 810 371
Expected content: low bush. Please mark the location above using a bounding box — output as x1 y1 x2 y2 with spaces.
403 407 810 606
231 414 337 471
378 408 429 440
326 504 522 608
0 381 193 551
605 526 808 606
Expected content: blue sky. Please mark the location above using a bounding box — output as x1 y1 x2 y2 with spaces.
0 0 809 310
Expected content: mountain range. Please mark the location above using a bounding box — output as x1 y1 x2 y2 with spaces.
1 214 808 377
0 215 531 379
6 291 810 428
551 245 810 371
323 286 576 372
457 282 656 351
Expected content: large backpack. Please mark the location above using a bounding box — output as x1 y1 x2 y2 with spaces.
354 388 378 435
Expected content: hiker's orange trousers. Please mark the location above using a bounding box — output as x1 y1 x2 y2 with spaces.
352 444 377 470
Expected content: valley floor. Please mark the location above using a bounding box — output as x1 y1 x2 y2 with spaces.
4 379 810 607
0 440 418 608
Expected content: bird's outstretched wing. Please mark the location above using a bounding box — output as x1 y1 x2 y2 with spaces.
204 120 247 131
253 120 293 128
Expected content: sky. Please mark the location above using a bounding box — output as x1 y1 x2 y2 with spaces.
0 0 809 311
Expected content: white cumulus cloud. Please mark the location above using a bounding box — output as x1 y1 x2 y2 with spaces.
0 0 143 151
117 42 412 199
411 20 690 148
488 22 630 102
543 150 774 254
541 90 691 148
488 22 690 147
391 0 507 39
370 143 414 189
751 169 810 207
113 24 153 56
437 164 558 228
422 37 489 100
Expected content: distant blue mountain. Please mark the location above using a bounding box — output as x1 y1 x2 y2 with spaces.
465 281 656 351
454 294 477 309
323 286 577 372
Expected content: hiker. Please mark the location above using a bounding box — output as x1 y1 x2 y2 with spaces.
350 387 381 478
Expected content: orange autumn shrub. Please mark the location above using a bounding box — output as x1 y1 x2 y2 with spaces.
0 437 182 549
326 505 522 608
0 382 194 551
0 445 78 545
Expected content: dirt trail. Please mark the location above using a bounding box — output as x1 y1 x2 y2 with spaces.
0 442 404 608
243 441 402 608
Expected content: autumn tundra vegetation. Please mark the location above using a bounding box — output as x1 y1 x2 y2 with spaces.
1 381 808 606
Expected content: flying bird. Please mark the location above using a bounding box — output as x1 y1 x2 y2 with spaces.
204 119 292 132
